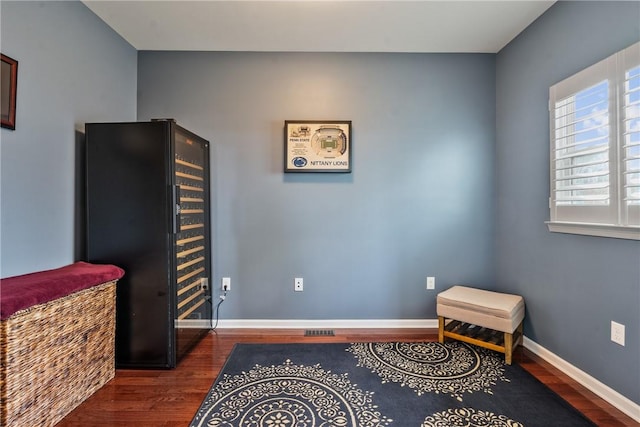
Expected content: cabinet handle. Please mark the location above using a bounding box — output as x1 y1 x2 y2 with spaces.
172 185 181 234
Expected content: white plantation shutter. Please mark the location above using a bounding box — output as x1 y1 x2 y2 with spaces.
548 41 640 239
549 55 617 224
553 81 610 205
622 60 640 226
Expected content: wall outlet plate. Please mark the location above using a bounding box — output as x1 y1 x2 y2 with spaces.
611 321 625 346
426 277 435 290
294 277 303 292
222 277 231 291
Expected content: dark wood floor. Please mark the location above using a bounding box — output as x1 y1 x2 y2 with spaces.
56 329 638 426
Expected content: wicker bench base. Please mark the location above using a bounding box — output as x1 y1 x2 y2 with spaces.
1 280 117 427
438 317 523 364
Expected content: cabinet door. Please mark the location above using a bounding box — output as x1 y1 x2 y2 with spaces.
173 126 211 361
87 122 174 368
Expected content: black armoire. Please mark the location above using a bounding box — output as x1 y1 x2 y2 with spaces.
85 120 212 368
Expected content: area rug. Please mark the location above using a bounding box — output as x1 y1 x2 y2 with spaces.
189 341 596 426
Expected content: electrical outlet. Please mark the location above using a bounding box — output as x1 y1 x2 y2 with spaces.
222 277 231 291
201 277 209 291
611 321 625 346
426 277 435 290
294 277 304 292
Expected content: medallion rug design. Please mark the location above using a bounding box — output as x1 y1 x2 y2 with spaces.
189 342 596 427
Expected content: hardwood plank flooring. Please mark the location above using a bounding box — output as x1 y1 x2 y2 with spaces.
56 329 638 426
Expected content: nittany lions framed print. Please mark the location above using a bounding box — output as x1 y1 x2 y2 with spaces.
284 120 351 173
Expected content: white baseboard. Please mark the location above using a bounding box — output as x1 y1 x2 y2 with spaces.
523 336 640 423
175 319 212 328
212 319 438 329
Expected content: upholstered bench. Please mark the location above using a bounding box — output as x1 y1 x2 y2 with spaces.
437 285 524 364
0 262 124 427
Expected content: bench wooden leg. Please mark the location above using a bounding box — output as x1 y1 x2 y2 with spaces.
508 321 524 364
438 316 445 343
517 321 524 338
504 332 513 365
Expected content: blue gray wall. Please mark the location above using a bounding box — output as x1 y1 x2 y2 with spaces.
495 1 640 405
137 52 496 321
0 1 137 277
0 0 137 277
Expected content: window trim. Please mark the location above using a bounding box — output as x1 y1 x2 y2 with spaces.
546 221 640 240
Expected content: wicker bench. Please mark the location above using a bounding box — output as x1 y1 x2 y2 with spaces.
0 262 124 427
437 285 525 365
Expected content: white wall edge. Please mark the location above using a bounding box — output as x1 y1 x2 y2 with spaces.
523 336 640 423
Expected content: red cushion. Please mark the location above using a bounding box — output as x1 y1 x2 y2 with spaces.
1 262 124 320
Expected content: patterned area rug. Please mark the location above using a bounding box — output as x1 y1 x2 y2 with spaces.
189 342 596 427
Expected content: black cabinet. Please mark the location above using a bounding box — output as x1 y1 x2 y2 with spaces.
85 120 211 368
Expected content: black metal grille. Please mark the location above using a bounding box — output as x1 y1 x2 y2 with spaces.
304 329 335 336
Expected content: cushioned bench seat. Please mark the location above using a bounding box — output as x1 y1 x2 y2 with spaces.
1 261 124 320
437 285 525 364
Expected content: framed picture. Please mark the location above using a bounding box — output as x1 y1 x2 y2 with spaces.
284 120 352 173
1 54 18 130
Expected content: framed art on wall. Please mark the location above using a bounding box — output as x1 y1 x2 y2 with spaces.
1 54 18 130
284 120 352 173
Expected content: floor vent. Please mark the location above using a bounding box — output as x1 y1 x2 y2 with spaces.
304 329 335 336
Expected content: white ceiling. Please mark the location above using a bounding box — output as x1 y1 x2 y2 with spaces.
82 1 556 53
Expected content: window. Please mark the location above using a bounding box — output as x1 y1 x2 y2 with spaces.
548 42 640 240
